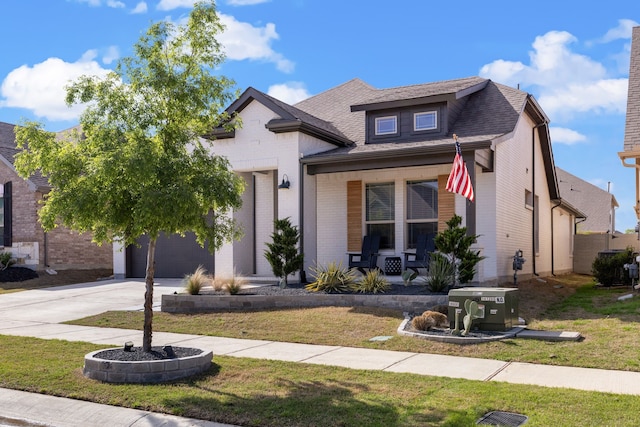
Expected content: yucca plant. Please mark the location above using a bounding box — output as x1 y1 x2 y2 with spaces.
352 269 390 293
423 253 455 293
183 265 209 295
305 261 356 293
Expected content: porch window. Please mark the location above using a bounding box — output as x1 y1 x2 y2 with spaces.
406 180 438 249
365 182 395 250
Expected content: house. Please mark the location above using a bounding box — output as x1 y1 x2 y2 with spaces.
0 121 112 271
620 26 640 224
556 167 618 234
114 76 583 283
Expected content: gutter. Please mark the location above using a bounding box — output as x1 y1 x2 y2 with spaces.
532 122 545 277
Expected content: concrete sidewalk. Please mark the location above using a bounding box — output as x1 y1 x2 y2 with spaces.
1 278 640 426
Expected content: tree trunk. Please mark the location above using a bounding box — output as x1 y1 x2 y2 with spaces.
143 237 157 352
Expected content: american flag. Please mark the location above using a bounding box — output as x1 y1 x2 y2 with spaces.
446 136 474 202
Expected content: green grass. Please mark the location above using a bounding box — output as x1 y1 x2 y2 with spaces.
69 280 640 371
6 274 640 425
2 334 640 426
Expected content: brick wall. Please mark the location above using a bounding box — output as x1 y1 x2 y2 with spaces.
0 165 112 271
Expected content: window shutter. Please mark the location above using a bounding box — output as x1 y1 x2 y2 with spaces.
347 180 362 252
3 181 11 247
438 175 454 232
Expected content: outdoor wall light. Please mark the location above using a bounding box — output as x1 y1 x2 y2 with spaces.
278 174 290 189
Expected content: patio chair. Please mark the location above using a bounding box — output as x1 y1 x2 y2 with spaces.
403 233 436 274
348 235 381 274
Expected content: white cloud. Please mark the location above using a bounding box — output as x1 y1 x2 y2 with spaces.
597 19 639 43
157 0 195 10
550 127 587 145
0 51 111 121
227 0 270 5
102 46 120 64
219 13 294 73
480 29 628 121
131 1 148 13
74 0 124 7
267 82 310 104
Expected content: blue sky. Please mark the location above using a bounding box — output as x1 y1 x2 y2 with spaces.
0 0 638 231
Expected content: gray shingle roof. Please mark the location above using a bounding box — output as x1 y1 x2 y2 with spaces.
557 167 618 233
624 26 640 151
0 121 50 190
295 78 528 160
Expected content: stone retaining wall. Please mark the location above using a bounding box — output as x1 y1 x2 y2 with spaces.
161 293 448 314
83 348 213 383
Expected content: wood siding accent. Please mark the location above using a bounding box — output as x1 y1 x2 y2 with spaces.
347 180 363 251
438 175 454 232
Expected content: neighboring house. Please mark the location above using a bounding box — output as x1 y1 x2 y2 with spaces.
0 121 112 270
620 26 640 221
114 76 583 283
556 167 617 234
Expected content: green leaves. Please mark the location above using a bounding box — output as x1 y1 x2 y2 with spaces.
13 0 244 253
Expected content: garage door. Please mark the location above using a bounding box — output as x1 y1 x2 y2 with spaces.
127 232 215 278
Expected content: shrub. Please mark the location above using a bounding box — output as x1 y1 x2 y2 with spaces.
434 214 485 284
225 277 246 295
183 265 209 295
305 261 356 293
592 247 634 286
421 310 448 327
411 315 435 331
264 217 304 288
352 269 391 293
0 251 14 271
211 276 226 292
422 253 455 293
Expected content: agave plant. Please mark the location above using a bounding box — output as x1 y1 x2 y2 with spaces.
305 261 357 293
423 253 455 293
352 269 391 293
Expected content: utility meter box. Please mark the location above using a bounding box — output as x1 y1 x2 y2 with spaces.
448 287 519 331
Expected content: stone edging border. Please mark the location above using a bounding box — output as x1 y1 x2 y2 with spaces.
83 348 213 383
161 293 449 314
396 314 525 345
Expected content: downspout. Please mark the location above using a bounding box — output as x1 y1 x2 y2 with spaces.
532 123 545 276
298 157 306 283
43 231 48 268
550 200 562 276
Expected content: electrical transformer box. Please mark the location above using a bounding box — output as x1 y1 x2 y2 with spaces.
448 287 519 331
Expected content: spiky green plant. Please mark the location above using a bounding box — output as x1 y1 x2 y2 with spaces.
183 265 209 295
305 261 356 293
352 269 391 293
422 253 455 293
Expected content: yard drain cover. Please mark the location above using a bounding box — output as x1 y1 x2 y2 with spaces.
477 411 528 426
369 336 393 342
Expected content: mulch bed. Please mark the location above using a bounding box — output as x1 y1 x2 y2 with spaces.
0 267 39 282
94 346 203 361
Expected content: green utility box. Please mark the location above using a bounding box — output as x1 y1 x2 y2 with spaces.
448 287 519 331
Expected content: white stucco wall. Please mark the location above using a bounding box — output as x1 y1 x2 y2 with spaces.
211 100 336 278
492 114 561 282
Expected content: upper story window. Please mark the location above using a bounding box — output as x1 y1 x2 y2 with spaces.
414 111 437 131
375 116 397 135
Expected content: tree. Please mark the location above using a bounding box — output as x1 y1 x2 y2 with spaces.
264 217 304 287
14 0 244 352
434 215 485 284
